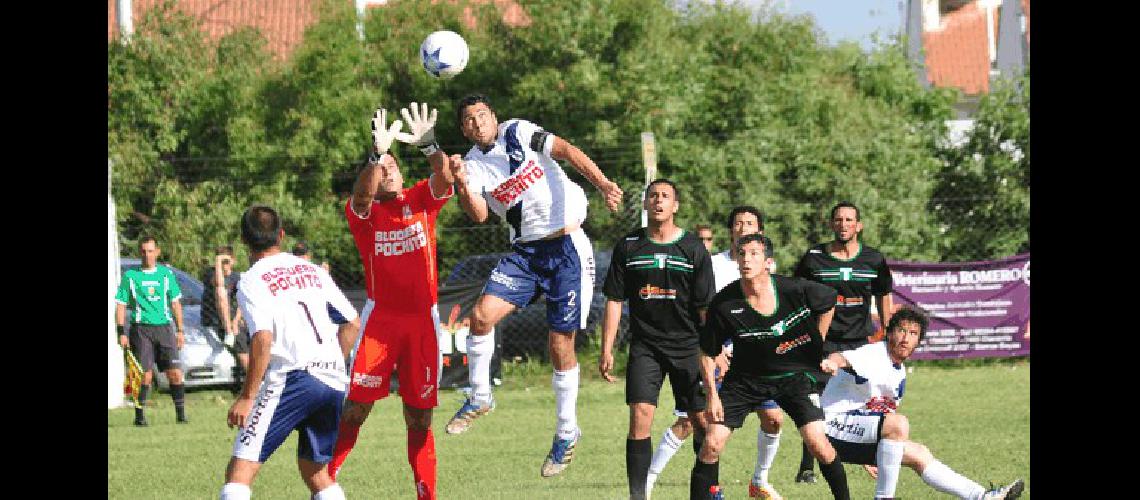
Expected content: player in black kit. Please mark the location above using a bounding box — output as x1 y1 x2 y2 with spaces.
691 234 850 500
600 179 715 500
792 201 895 482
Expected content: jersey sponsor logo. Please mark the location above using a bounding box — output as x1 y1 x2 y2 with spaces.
489 269 519 291
373 220 428 257
775 333 812 354
238 386 276 445
352 372 384 388
809 249 822 254
625 236 639 241
731 308 745 314
421 383 435 400
307 360 343 372
490 159 545 206
639 284 677 300
835 294 865 307
864 396 898 413
827 416 868 438
260 264 324 296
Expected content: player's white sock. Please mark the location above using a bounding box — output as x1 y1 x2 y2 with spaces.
874 439 905 498
467 329 495 406
753 431 781 486
919 460 986 499
220 482 251 500
552 364 579 439
312 483 346 500
646 427 685 493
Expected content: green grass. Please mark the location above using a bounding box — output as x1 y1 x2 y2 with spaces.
108 359 1029 499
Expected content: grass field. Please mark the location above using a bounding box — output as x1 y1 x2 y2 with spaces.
108 359 1029 499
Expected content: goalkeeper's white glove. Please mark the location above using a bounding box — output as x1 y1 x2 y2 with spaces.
370 107 403 163
396 102 440 156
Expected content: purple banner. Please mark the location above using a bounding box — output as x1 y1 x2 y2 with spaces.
888 253 1030 360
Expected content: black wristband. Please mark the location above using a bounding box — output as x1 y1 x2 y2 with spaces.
117 325 125 336
418 142 440 156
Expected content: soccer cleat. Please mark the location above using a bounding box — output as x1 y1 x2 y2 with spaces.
540 428 580 477
133 415 148 427
176 415 189 424
794 469 817 484
445 397 494 435
981 479 1025 500
749 479 783 499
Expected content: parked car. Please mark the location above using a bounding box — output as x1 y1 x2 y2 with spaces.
441 249 630 358
119 258 239 391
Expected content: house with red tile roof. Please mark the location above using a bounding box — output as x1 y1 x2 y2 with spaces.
108 0 531 61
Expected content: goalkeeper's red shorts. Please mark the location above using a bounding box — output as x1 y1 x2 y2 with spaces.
347 307 440 410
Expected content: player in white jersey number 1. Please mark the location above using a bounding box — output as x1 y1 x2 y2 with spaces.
219 205 362 500
818 306 1025 499
423 94 623 478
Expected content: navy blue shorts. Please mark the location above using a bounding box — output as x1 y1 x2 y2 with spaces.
482 230 595 333
230 370 345 464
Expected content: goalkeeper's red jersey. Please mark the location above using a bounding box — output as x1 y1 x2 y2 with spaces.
345 180 452 315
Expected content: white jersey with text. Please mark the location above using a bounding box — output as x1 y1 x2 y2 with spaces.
237 252 359 391
820 341 906 416
463 118 588 243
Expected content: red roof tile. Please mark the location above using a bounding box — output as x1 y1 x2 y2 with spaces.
922 0 1029 95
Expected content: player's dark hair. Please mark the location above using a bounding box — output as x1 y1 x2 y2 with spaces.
646 178 680 202
215 245 234 257
457 94 495 124
726 205 764 232
830 201 861 221
888 306 929 342
241 205 282 253
694 223 712 233
138 235 157 250
291 241 311 257
734 233 767 254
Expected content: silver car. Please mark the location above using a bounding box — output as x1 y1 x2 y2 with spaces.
119 258 239 390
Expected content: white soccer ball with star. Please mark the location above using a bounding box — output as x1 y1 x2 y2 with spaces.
420 30 468 80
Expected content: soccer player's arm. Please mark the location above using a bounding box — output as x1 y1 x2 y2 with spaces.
230 285 272 429
545 130 623 212
699 303 728 422
599 241 627 382
426 150 456 200
213 257 235 335
694 247 728 378
350 159 383 218
168 270 185 346
114 278 131 346
873 256 895 336
321 268 361 359
805 280 838 341
452 155 490 224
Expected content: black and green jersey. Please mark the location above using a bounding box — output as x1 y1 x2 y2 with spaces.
793 242 893 342
603 228 715 351
114 265 182 325
701 275 837 377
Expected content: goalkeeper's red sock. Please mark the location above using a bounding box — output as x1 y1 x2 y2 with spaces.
407 428 437 500
327 422 361 481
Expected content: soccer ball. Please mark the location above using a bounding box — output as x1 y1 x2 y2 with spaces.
420 30 469 79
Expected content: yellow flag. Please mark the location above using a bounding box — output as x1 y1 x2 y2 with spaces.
123 350 144 409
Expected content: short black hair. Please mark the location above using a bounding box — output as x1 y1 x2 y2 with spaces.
830 201 861 221
726 205 764 232
888 306 929 342
241 205 282 253
694 224 712 233
215 245 234 257
457 94 495 125
734 233 767 253
138 235 157 250
646 178 679 202
291 241 311 257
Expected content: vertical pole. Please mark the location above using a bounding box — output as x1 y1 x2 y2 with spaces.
109 159 125 408
117 0 134 43
640 132 657 228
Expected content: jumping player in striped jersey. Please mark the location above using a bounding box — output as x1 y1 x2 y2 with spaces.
327 104 455 500
220 205 361 500
444 94 624 478
819 306 1025 499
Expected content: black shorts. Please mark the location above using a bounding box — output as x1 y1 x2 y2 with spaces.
130 323 181 372
717 371 822 429
625 340 706 413
233 329 251 354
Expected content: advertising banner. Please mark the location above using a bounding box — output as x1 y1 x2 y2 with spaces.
436 280 503 388
889 253 1030 360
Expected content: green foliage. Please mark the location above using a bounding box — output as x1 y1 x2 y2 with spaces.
108 0 1028 284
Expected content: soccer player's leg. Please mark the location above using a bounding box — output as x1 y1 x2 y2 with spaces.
539 232 594 477
626 342 666 498
825 412 895 498
690 374 753 500
777 374 850 500
899 430 1025 499
156 324 188 423
647 413 690 498
448 255 532 435
295 371 349 500
328 320 396 479
128 325 155 426
224 371 312 498
394 312 441 500
750 403 784 498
